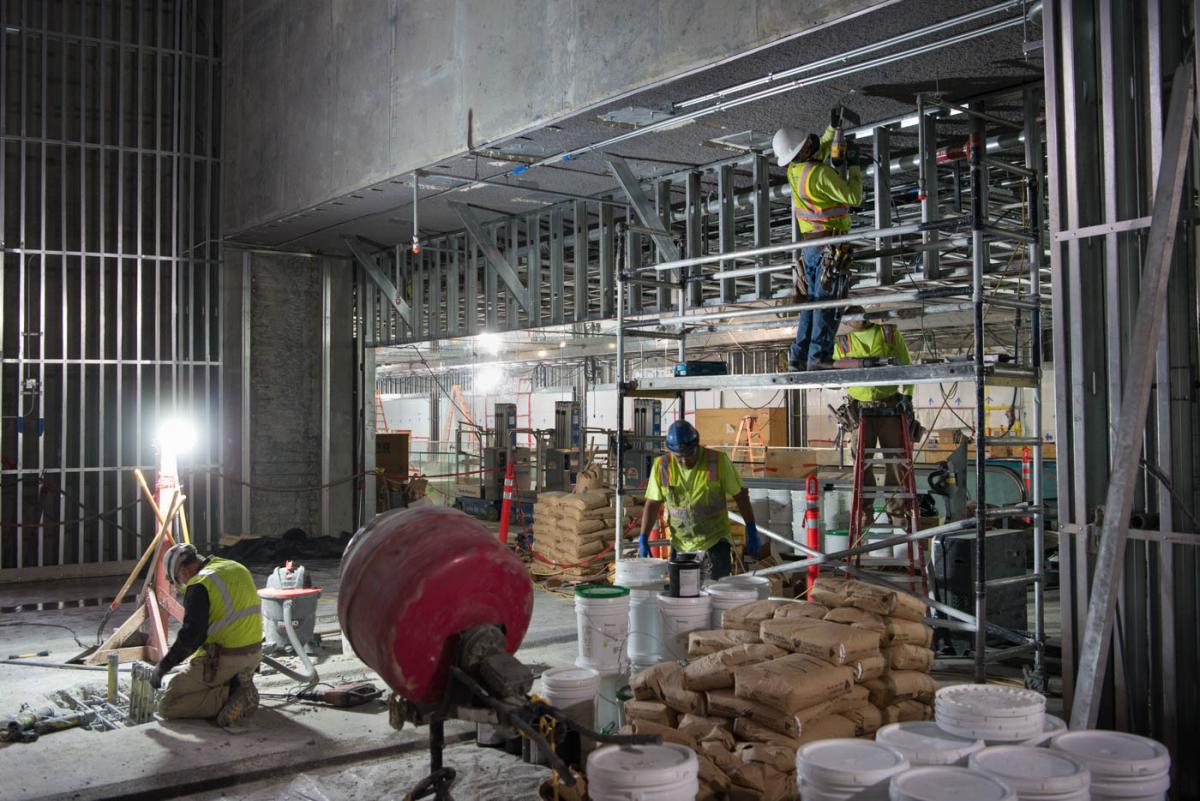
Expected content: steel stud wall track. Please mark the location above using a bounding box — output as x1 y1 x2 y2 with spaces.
0 1 221 574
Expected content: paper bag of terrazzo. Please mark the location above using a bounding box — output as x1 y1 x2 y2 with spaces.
695 750 731 801
794 713 858 744
759 618 880 665
728 762 793 801
771 600 829 620
619 718 698 750
733 717 804 751
572 462 606 493
707 689 831 738
721 599 790 632
560 489 609 511
657 665 708 716
823 605 888 638
886 642 935 671
678 714 736 750
687 628 761 658
862 670 938 706
810 577 851 607
880 699 934 724
885 617 934 647
842 580 928 621
849 653 888 682
629 661 681 701
683 642 786 691
828 684 871 714
733 653 855 713
840 702 885 736
622 699 676 727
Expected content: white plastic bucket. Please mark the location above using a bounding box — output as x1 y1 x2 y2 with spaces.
825 529 850 555
575 585 631 674
1050 731 1170 801
888 766 1017 801
749 488 771 526
797 739 910 799
587 743 699 801
934 684 1046 743
531 666 600 764
657 592 711 662
616 559 668 667
717 573 771 600
970 745 1091 801
767 488 793 523
875 721 984 766
1023 714 1068 747
704 584 760 628
823 489 852 531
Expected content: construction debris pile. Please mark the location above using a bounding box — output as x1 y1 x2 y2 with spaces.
530 490 642 581
620 577 935 801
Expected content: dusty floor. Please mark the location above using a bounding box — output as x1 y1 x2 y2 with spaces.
0 556 581 801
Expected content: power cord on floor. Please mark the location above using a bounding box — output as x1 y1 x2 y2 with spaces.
0 621 88 648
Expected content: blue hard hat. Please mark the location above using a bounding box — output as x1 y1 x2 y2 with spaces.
666 420 700 454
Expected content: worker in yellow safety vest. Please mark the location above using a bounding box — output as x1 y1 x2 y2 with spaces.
773 118 863 371
638 421 763 580
832 306 923 522
150 543 263 726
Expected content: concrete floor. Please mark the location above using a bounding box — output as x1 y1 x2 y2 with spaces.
0 558 580 801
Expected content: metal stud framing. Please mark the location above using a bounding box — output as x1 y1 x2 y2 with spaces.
0 1 221 574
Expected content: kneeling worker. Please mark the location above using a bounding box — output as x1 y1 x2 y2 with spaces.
637 420 762 580
151 543 263 726
832 307 921 522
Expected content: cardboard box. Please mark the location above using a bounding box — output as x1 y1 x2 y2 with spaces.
695 408 790 448
375 432 411 479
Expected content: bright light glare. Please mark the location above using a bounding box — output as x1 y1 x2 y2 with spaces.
608 342 616 350
558 341 567 349
477 332 501 355
899 115 920 128
537 349 548 358
158 417 198 453
475 364 504 394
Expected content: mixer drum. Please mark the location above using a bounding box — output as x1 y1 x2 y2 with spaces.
338 506 533 704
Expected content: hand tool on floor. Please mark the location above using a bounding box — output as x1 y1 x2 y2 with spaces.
7 650 49 659
259 681 383 708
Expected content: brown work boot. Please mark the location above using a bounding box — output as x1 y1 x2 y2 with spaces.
217 679 259 727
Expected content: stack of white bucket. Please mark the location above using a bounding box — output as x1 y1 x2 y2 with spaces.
796 739 910 800
970 746 1091 801
702 583 759 629
614 558 668 674
888 766 1017 801
934 684 1047 742
714 573 771 600
790 488 810 543
875 721 985 766
587 742 699 801
1050 731 1172 801
530 665 601 763
574 584 631 734
747 488 771 530
766 488 793 541
656 589 711 663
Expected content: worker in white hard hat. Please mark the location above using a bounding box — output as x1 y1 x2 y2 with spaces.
150 543 263 726
772 114 863 371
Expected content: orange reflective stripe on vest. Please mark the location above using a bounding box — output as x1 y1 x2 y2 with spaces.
793 162 850 223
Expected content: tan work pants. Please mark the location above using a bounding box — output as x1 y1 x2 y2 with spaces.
158 648 261 720
854 412 908 523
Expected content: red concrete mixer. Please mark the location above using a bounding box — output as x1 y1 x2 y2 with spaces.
338 506 534 704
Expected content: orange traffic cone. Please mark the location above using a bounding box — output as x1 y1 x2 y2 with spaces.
498 457 516 545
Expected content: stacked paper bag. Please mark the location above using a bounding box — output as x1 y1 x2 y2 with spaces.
530 490 641 579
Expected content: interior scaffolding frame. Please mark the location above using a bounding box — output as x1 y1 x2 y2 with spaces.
610 87 1049 687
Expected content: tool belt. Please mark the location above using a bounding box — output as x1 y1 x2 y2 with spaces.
819 242 854 296
197 642 261 683
832 395 925 442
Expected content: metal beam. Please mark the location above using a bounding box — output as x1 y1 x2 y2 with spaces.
344 236 413 331
1069 58 1195 731
606 156 680 263
451 203 532 313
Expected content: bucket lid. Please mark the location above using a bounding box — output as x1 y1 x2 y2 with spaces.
888 766 1016 801
656 591 711 608
875 721 984 765
1049 731 1171 778
704 585 759 600
586 743 698 789
575 584 630 599
614 558 668 584
798 739 909 787
1024 714 1068 746
970 746 1091 794
935 685 1046 719
718 574 769 586
934 704 1045 730
540 665 601 691
935 718 1043 743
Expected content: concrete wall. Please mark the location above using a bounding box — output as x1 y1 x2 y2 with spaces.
222 0 890 234
222 250 357 539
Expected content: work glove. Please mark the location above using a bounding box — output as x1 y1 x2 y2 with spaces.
898 395 915 417
861 356 883 368
149 664 165 690
846 144 862 167
638 531 651 558
830 107 843 128
745 522 760 558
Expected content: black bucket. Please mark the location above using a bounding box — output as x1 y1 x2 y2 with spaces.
668 553 703 597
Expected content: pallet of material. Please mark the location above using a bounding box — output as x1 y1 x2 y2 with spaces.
529 490 641 580
621 579 936 800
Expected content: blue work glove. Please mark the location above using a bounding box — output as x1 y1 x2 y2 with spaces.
638 531 651 558
745 522 760 557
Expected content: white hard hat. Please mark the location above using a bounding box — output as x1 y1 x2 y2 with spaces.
773 127 806 167
164 542 198 585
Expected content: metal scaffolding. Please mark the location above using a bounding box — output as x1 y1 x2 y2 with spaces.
0 1 222 574
609 88 1049 687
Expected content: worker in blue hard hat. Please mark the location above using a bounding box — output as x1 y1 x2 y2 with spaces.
637 420 762 579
